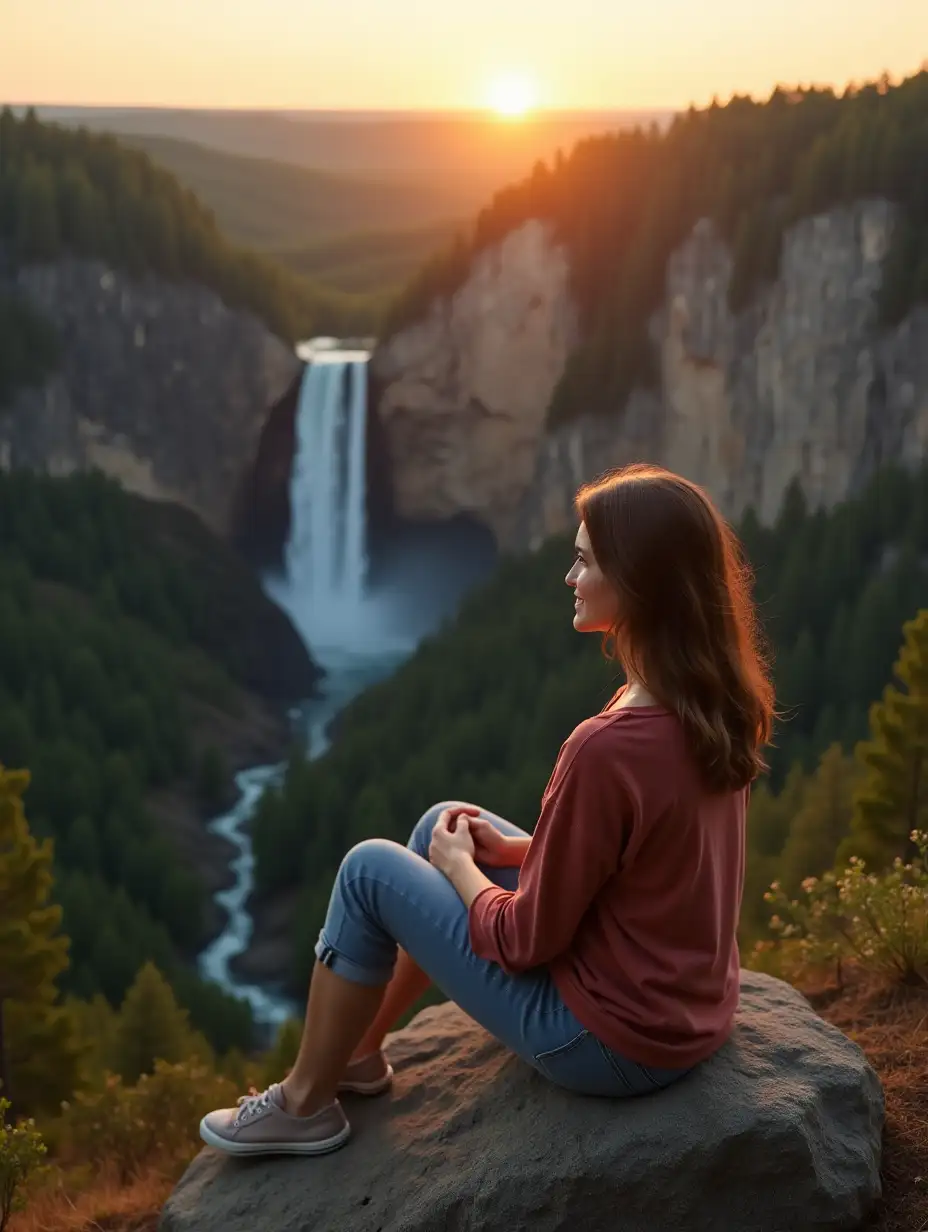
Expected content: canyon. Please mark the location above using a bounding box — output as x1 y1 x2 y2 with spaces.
12 198 926 574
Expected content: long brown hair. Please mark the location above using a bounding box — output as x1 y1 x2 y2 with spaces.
576 462 778 792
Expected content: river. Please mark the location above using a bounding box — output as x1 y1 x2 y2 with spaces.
196 638 414 1031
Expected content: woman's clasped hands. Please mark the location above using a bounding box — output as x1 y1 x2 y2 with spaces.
429 805 516 875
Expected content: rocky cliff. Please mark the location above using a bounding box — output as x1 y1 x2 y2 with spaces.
1 260 301 536
371 199 928 551
371 219 579 547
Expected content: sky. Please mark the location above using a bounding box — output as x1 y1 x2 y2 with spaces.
3 0 927 112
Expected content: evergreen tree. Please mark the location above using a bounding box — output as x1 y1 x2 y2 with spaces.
838 609 928 868
777 743 861 892
741 766 809 940
747 762 806 859
63 992 118 1089
0 766 79 1117
111 961 197 1084
777 626 820 727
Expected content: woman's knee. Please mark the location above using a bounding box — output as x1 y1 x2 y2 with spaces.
338 837 404 886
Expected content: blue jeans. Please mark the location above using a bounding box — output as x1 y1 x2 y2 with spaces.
314 802 692 1097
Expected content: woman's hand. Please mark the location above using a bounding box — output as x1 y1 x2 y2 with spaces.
429 807 476 877
468 816 518 867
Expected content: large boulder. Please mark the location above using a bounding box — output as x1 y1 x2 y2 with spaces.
160 971 884 1232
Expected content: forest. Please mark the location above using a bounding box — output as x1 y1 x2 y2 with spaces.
385 69 928 427
0 470 285 1064
248 457 928 990
0 108 383 408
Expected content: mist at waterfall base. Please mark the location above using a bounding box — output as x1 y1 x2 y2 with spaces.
197 345 495 1036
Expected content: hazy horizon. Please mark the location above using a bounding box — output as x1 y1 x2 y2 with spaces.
11 104 669 119
4 0 926 112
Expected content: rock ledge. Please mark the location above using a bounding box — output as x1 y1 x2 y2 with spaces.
160 970 884 1232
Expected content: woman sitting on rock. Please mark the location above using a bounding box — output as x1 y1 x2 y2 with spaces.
200 461 777 1157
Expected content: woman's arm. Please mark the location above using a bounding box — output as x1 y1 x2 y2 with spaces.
445 854 499 907
504 834 532 867
468 726 630 973
436 833 531 904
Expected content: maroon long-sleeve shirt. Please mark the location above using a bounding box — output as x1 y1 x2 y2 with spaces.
468 702 748 1069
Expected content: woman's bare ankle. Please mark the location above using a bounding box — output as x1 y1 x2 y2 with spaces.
348 1045 383 1066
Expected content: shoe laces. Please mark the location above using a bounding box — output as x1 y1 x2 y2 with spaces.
234 1085 274 1125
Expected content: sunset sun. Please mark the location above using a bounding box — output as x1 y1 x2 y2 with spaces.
486 72 538 119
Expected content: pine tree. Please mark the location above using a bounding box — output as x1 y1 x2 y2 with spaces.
778 743 861 892
111 961 195 1084
838 609 928 868
0 765 78 1118
777 626 820 719
63 992 118 1089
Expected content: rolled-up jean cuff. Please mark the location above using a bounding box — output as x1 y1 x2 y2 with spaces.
314 931 394 987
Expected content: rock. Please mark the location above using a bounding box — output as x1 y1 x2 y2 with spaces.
370 199 928 554
527 200 928 551
371 218 580 551
1 259 301 538
231 368 303 569
159 971 884 1232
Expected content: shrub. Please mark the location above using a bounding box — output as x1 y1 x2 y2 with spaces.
763 830 928 988
0 1099 47 1232
57 1060 238 1183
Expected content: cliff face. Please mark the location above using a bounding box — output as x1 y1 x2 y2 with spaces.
372 200 928 551
371 220 579 547
1 260 301 536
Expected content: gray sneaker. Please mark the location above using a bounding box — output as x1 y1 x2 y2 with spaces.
199 1084 351 1156
337 1051 394 1096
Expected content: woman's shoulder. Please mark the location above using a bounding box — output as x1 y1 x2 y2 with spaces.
580 704 679 741
560 707 691 781
558 709 671 766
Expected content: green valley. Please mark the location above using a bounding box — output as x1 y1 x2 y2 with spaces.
119 134 466 254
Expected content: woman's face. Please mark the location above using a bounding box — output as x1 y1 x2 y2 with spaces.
565 521 621 634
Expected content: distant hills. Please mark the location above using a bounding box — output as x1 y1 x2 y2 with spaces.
112 134 466 252
28 107 673 184
14 106 669 300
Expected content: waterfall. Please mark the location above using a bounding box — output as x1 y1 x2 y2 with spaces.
285 346 371 626
266 336 424 662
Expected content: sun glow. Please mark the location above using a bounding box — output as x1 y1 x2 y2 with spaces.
486 71 538 119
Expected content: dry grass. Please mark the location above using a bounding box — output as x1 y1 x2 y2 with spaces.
802 971 928 1232
9 1165 173 1232
9 972 928 1231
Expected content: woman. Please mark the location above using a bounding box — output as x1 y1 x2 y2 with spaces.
200 462 776 1157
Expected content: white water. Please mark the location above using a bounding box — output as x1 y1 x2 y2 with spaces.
197 344 420 1031
287 347 371 613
